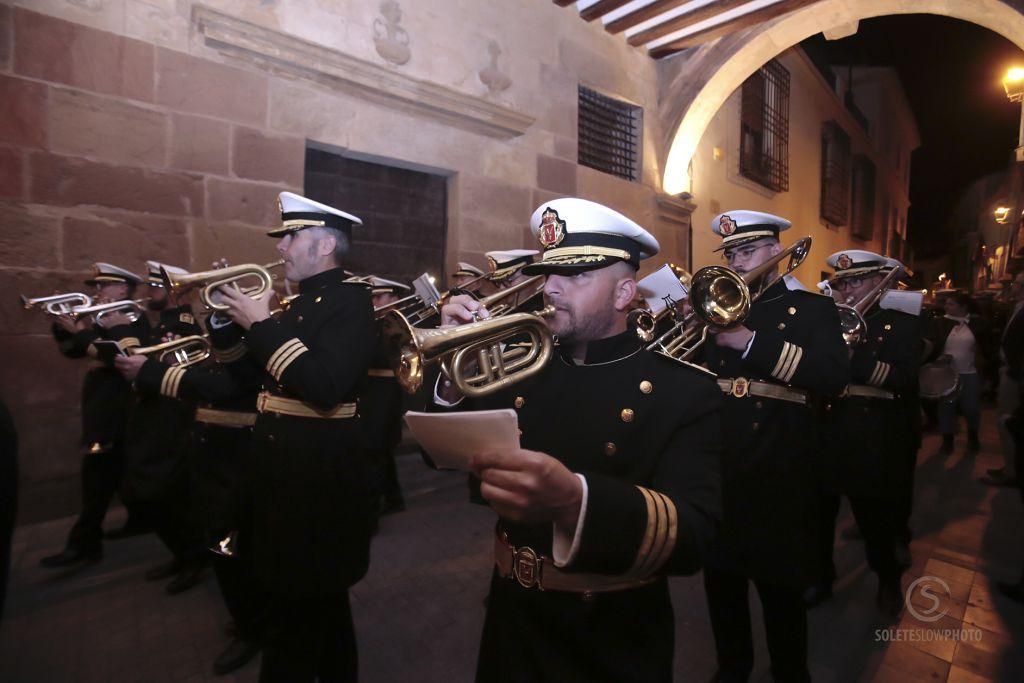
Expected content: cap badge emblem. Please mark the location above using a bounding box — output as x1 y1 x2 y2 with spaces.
837 253 853 270
719 215 737 236
538 208 566 249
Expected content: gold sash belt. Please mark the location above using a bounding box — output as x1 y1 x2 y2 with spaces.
717 377 808 405
256 391 357 419
194 407 257 428
844 384 895 400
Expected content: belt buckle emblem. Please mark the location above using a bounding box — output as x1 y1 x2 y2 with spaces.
512 546 543 590
732 377 749 398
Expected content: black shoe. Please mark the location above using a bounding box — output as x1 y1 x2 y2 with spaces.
165 564 205 595
145 559 182 581
876 577 903 620
212 636 261 675
104 520 151 540
841 525 863 540
39 546 102 568
980 473 1019 487
802 583 833 608
997 581 1024 604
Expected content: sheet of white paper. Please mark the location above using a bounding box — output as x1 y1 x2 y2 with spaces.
404 409 520 471
638 264 689 315
880 290 923 316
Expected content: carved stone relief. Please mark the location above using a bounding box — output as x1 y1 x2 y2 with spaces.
478 41 511 94
373 0 410 66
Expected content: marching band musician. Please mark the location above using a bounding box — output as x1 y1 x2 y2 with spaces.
485 249 538 288
436 197 722 682
215 192 378 683
697 211 849 683
40 263 149 569
452 261 487 291
118 262 209 595
806 250 922 618
115 276 268 674
365 276 413 515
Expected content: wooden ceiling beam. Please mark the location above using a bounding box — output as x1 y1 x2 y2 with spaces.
552 0 577 7
580 0 634 22
648 0 818 57
626 0 754 46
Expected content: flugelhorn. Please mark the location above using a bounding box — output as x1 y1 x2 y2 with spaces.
72 299 148 326
21 292 93 316
162 260 284 311
835 265 905 347
130 335 211 367
645 236 812 363
380 305 555 398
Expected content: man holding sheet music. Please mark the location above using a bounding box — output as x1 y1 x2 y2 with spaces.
434 197 723 682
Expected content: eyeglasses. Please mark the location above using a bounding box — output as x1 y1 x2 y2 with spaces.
723 243 772 264
831 276 864 290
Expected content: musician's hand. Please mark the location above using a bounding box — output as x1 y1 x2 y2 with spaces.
471 449 583 534
440 294 489 327
711 324 754 351
161 332 181 344
212 258 230 270
55 314 85 333
114 354 147 381
218 286 272 330
98 311 131 329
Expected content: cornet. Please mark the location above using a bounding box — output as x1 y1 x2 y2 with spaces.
471 274 546 318
162 261 284 311
835 265 905 347
72 299 148 327
644 236 812 363
129 335 211 367
21 292 93 316
380 304 555 398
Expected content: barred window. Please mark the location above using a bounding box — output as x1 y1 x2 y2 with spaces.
739 59 790 192
850 155 876 240
820 121 851 225
578 85 641 182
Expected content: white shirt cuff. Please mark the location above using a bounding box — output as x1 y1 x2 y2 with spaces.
432 373 464 407
552 473 588 568
208 312 234 329
740 331 757 359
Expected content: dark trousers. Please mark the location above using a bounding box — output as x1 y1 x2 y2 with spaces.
703 568 810 683
213 554 267 640
894 447 917 544
66 446 124 551
817 493 901 584
259 594 357 683
367 446 403 505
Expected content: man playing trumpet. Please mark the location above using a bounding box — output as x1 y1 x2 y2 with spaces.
436 198 723 682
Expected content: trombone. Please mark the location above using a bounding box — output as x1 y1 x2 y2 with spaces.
643 236 812 363
129 335 211 367
835 265 905 347
21 292 93 316
161 260 284 311
72 299 148 326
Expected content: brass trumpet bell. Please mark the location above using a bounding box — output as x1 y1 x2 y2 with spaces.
162 261 283 311
380 305 555 398
21 292 93 316
71 299 148 326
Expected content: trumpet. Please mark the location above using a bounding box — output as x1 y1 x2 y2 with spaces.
644 236 812 363
72 299 148 327
21 292 94 316
162 260 284 311
835 265 905 347
471 274 546 318
129 334 211 367
380 304 555 398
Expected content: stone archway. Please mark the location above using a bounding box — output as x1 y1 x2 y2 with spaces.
660 0 1024 195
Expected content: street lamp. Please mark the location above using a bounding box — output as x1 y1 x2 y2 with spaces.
1003 67 1024 162
995 206 1012 223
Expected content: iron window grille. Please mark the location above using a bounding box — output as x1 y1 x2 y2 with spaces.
578 85 641 182
739 59 790 192
820 121 851 225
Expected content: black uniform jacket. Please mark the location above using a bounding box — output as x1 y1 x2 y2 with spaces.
699 276 849 588
830 306 921 498
52 316 151 451
121 305 201 503
447 329 722 683
243 267 377 597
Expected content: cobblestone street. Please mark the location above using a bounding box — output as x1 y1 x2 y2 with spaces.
2 418 1023 682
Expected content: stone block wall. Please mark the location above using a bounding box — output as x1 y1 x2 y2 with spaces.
0 1 689 519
